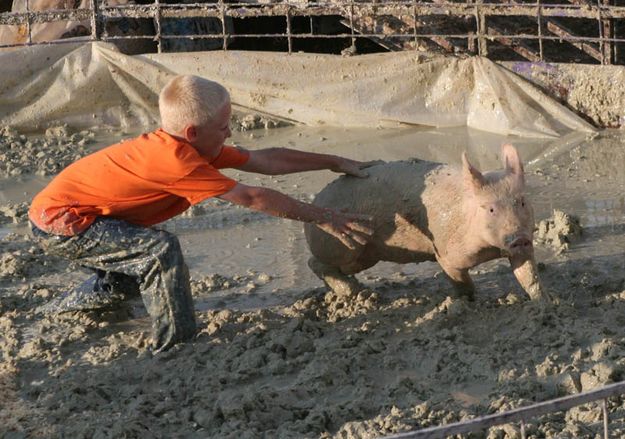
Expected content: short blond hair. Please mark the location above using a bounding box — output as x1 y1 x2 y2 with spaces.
159 75 230 135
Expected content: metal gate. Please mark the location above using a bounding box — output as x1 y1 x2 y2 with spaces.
1 1 624 64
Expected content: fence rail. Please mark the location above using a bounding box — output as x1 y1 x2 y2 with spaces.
0 1 624 63
382 380 625 439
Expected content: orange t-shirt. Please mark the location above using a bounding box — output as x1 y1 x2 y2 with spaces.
29 129 249 236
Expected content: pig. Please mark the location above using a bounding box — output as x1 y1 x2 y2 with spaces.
304 144 552 302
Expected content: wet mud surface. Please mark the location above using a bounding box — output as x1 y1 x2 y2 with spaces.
1 124 625 438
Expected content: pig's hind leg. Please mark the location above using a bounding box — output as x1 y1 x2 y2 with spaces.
308 257 368 297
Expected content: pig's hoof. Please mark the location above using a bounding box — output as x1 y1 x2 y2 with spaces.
453 289 476 302
530 289 557 305
330 283 361 298
356 288 377 301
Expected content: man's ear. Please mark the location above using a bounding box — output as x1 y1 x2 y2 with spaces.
183 124 198 142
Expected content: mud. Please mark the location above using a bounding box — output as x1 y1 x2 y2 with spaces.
535 210 583 255
1 125 625 438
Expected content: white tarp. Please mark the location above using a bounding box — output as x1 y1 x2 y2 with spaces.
0 42 595 137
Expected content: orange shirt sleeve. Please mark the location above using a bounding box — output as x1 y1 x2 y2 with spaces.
210 145 250 169
165 164 238 205
165 146 249 205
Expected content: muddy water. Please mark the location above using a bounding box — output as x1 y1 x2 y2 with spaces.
1 124 625 439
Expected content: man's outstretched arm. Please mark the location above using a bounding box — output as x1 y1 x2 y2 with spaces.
235 147 378 177
218 183 373 250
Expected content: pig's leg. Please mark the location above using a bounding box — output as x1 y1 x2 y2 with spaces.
308 257 366 297
509 255 553 302
439 265 476 301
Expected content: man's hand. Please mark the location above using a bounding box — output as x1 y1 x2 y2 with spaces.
332 159 384 178
317 209 374 250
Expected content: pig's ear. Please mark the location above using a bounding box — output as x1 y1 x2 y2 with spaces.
501 143 525 187
462 152 485 190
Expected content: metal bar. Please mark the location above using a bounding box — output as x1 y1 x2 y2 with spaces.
381 381 625 439
428 0 472 54
412 0 418 50
537 0 544 60
4 3 625 26
154 0 161 53
601 0 613 64
502 0 602 62
1 0 624 65
25 0 32 45
546 20 602 61
0 36 92 49
488 23 541 62
110 33 625 44
82 33 613 42
7 31 625 46
220 0 227 50
89 0 99 42
0 10 93 25
598 0 605 64
476 1 487 56
286 6 292 54
349 0 355 50
603 399 609 439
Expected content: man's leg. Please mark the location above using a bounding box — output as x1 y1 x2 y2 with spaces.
36 268 140 313
32 218 197 352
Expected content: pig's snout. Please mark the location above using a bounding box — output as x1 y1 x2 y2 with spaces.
506 234 533 254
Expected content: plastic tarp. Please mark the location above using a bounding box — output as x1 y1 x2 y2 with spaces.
0 42 595 137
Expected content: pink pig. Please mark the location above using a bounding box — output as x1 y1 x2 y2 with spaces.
304 144 552 302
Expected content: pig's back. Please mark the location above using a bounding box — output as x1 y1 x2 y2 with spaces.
312 159 441 215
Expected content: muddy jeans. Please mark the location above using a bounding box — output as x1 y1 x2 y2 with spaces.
31 217 197 352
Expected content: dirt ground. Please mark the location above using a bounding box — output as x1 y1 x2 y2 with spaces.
1 122 624 439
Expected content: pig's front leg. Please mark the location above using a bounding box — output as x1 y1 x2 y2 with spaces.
439 264 476 301
509 254 553 302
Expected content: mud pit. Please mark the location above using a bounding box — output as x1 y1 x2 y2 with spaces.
1 123 625 438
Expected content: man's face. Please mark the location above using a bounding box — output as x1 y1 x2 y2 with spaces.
191 101 232 159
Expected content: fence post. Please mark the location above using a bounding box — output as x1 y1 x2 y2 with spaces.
286 6 292 54
89 0 100 42
219 0 227 50
537 0 543 61
412 0 419 51
600 0 613 64
349 0 356 51
25 0 32 44
475 0 487 57
154 0 162 53
603 399 609 439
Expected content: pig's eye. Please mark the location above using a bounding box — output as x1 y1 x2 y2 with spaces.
488 206 495 214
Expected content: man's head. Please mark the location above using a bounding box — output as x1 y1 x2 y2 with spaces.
159 75 232 158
